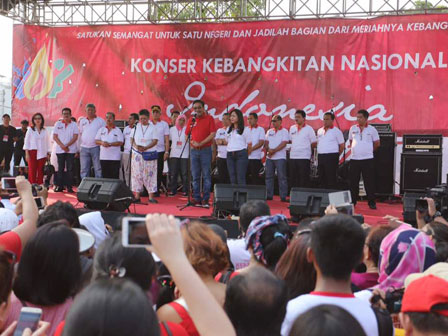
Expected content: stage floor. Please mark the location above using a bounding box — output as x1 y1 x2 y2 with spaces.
46 190 404 225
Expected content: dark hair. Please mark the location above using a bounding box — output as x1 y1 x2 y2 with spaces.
406 312 448 334
273 115 282 121
228 109 245 135
311 214 365 281
366 225 394 267
171 111 180 116
276 232 316 300
259 219 291 270
357 109 369 119
13 222 81 305
62 108 72 114
139 109 150 117
0 249 14 304
151 105 161 111
289 305 366 336
239 200 271 234
424 221 448 262
71 117 76 122
249 112 258 120
20 119 29 125
63 279 160 336
224 267 288 336
37 201 80 228
192 99 205 107
130 113 139 121
106 112 116 120
222 112 230 118
296 217 317 231
31 113 45 130
156 263 175 310
2 115 10 119
295 110 306 118
93 233 156 291
324 112 335 120
86 103 96 110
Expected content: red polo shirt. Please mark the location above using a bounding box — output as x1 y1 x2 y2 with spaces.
185 113 217 147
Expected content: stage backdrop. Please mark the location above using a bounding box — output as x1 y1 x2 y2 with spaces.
11 14 448 134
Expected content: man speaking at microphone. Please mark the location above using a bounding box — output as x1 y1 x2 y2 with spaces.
185 100 217 208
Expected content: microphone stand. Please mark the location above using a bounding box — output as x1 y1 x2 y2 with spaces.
178 115 195 211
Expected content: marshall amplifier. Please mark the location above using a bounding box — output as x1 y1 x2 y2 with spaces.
400 154 442 194
403 134 442 154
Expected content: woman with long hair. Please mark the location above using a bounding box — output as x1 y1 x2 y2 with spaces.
226 109 250 185
23 113 49 184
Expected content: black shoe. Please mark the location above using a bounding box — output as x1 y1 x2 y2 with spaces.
368 201 377 210
153 192 161 198
148 198 158 204
168 192 176 197
267 197 273 201
54 187 64 192
67 188 75 193
281 198 288 203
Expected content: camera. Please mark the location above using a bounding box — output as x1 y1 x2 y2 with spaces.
427 185 448 219
372 288 404 314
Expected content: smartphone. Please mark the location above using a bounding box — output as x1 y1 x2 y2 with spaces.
416 199 428 213
1 177 16 191
122 217 151 247
34 197 45 209
13 307 42 336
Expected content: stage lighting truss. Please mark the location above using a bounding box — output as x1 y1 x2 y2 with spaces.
0 0 447 25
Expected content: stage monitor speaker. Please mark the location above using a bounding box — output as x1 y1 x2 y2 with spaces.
213 184 266 217
77 178 133 212
374 133 396 196
402 192 426 227
400 154 442 194
289 187 340 218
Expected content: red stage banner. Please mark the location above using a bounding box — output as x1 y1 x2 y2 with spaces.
11 14 448 133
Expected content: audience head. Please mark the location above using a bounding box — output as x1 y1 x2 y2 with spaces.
156 263 175 310
239 200 271 235
245 214 292 270
37 201 80 228
0 249 15 306
93 233 156 292
422 221 448 262
13 222 81 306
63 279 160 336
310 214 365 281
0 208 19 233
224 266 287 336
364 225 395 267
289 305 367 336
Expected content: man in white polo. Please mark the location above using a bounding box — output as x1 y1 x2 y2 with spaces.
121 113 139 186
349 109 380 209
95 112 124 179
151 105 170 197
316 112 345 189
53 107 79 193
214 112 230 183
289 109 317 188
78 103 105 178
246 112 265 185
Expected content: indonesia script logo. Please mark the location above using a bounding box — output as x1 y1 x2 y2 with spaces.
13 45 74 101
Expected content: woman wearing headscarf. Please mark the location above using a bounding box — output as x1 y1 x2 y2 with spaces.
168 114 189 197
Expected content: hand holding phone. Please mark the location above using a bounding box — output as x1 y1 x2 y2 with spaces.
415 199 428 213
12 307 42 336
122 217 151 247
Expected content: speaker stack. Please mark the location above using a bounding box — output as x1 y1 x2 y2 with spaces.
400 134 442 194
213 184 266 217
371 124 396 197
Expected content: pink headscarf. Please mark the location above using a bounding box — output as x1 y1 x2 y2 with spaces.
175 114 187 131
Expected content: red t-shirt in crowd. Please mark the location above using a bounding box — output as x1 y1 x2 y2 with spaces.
185 114 216 147
0 231 22 260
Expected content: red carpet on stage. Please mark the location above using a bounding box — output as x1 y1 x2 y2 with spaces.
47 189 404 225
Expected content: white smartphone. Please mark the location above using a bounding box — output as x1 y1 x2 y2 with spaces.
1 177 17 191
122 217 151 248
34 197 45 210
13 307 42 336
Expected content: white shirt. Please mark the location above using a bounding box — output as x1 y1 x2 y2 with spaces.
153 120 170 153
53 121 79 154
95 126 124 161
227 239 251 270
247 126 265 160
215 127 229 159
122 125 136 153
265 128 289 160
316 126 344 154
131 123 158 152
169 126 189 159
349 125 380 160
281 293 379 336
23 127 49 160
227 127 250 152
289 124 317 160
79 117 106 148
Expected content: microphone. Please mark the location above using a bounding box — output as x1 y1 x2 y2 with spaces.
191 112 197 122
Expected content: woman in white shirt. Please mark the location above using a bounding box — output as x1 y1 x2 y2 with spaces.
168 114 189 196
130 109 158 204
24 113 49 184
226 109 250 185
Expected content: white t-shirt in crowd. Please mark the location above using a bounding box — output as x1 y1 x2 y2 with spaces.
53 121 79 154
227 239 251 270
95 127 124 161
122 125 136 153
169 126 189 159
265 128 289 160
247 126 265 160
289 124 317 160
131 123 158 152
215 127 229 159
227 127 250 152
316 126 345 154
349 125 380 160
79 117 106 148
153 120 170 153
23 127 49 160
281 292 379 336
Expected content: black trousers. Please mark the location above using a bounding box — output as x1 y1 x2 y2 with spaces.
217 157 229 183
14 149 27 167
169 158 188 193
157 152 165 193
0 149 13 173
317 153 339 189
247 159 263 185
289 159 311 188
100 160 120 179
350 158 375 203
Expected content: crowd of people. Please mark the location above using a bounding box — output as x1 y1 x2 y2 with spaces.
0 175 447 335
1 100 381 209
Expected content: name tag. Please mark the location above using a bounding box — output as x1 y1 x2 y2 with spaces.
2 135 8 142
176 141 182 148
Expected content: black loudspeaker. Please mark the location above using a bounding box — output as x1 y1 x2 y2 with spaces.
289 187 339 218
213 184 266 217
374 133 396 196
402 192 426 227
77 178 133 212
400 154 442 194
